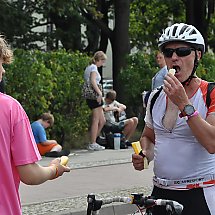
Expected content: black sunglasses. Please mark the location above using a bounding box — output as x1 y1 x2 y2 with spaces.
163 47 195 58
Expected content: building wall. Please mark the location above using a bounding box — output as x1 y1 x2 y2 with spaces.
103 39 112 80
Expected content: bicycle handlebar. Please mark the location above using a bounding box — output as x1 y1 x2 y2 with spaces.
87 193 183 215
155 199 184 215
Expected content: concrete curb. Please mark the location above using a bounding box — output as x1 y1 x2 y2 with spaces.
56 204 138 215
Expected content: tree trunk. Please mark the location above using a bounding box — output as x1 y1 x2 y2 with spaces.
85 23 100 53
111 0 130 102
185 0 208 51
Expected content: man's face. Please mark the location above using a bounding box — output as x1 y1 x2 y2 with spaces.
156 53 166 68
163 42 201 83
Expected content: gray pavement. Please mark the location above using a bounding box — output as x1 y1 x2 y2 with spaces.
20 148 154 215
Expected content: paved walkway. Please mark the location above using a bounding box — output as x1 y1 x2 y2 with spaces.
20 148 154 215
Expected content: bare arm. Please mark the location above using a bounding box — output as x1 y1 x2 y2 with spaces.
132 125 155 171
90 71 103 103
164 73 215 153
17 158 70 185
140 126 155 162
103 101 126 113
187 114 215 153
103 105 119 112
116 102 126 112
90 72 102 96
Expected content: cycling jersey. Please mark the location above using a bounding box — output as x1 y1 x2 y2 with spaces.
145 79 215 184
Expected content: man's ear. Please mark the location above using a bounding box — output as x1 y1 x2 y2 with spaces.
197 50 202 60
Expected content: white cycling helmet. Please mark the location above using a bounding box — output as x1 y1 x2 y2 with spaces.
158 23 205 53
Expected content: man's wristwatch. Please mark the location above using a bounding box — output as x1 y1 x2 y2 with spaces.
179 104 196 118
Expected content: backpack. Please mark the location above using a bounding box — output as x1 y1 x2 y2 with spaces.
150 82 215 116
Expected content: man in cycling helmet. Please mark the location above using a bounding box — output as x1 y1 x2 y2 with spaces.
132 23 215 215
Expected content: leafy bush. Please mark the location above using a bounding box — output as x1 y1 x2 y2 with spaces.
5 49 90 149
119 51 157 118
196 52 215 81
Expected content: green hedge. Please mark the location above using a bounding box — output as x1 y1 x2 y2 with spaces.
196 52 215 81
118 51 157 121
5 49 90 149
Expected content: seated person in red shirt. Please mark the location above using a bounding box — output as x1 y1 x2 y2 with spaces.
103 90 138 145
31 112 69 157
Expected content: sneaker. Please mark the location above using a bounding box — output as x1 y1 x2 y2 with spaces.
88 143 105 151
44 149 70 157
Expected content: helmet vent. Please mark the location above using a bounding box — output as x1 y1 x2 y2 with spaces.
179 25 188 35
167 29 170 36
189 29 196 35
185 27 191 32
172 26 177 36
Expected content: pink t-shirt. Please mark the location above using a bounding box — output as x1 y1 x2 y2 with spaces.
0 93 41 215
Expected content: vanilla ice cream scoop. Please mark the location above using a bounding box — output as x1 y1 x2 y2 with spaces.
168 68 176 75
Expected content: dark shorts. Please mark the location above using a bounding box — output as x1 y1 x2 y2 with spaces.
103 121 125 133
86 99 103 110
151 186 211 215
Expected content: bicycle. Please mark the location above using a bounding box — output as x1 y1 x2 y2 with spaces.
87 193 183 215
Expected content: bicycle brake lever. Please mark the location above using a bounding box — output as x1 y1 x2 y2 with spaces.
87 194 95 215
87 194 103 213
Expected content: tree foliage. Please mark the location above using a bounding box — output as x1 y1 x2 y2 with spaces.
184 0 215 51
0 0 36 48
0 0 214 133
1 0 214 52
129 0 185 50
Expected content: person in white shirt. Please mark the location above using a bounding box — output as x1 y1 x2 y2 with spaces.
132 23 215 215
84 51 107 151
103 90 138 145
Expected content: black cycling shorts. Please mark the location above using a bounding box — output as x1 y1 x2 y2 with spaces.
151 186 212 215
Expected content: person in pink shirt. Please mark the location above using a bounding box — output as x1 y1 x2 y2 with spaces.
0 35 70 215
